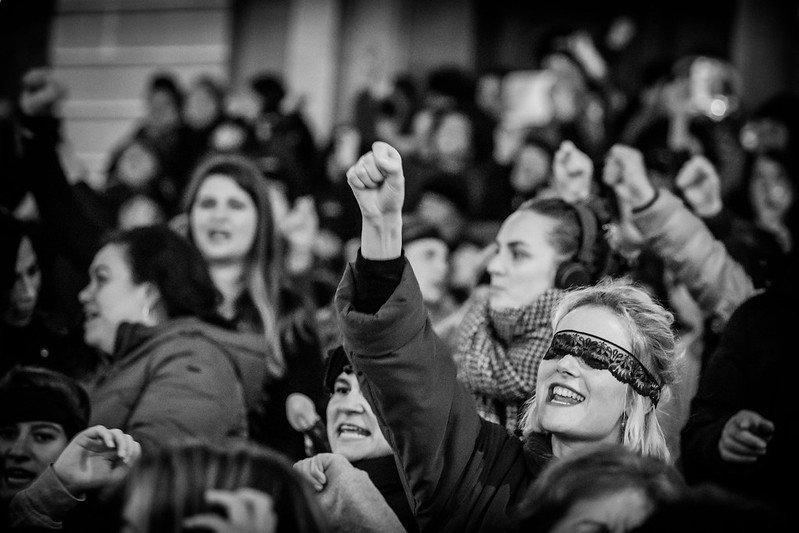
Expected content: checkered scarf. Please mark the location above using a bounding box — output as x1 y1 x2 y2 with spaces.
454 288 564 435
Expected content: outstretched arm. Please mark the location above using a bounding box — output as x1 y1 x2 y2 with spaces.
345 141 405 260
17 68 105 272
337 143 518 531
603 144 755 324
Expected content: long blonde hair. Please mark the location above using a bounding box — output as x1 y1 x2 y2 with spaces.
519 277 679 462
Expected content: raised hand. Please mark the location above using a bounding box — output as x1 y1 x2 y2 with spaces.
19 68 67 118
675 155 723 217
346 141 405 260
52 425 141 497
293 453 334 491
719 409 775 464
182 489 277 533
553 140 594 203
346 142 405 222
294 453 404 532
602 144 656 210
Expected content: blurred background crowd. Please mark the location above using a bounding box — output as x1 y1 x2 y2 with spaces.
0 0 797 531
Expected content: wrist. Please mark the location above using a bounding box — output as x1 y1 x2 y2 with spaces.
694 199 723 218
631 188 659 213
360 212 402 260
52 462 85 498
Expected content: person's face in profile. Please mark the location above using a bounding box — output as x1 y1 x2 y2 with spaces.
404 237 450 306
535 305 630 447
486 210 561 309
190 174 259 265
79 243 154 355
326 372 392 463
0 421 68 501
4 236 41 327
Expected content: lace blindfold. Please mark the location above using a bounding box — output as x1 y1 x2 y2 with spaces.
544 329 662 405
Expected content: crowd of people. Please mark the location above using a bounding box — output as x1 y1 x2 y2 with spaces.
1 23 795 532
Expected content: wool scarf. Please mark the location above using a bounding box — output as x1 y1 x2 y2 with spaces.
455 288 563 435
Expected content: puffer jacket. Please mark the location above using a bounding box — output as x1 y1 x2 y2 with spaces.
86 317 264 451
337 259 547 532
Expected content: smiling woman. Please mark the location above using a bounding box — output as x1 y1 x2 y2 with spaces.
520 279 679 461
78 225 253 452
335 141 681 531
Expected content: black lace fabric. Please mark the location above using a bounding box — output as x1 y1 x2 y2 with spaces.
543 329 662 405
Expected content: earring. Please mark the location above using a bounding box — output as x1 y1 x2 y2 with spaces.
141 304 152 324
619 412 628 442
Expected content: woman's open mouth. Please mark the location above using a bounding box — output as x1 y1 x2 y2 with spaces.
548 384 585 405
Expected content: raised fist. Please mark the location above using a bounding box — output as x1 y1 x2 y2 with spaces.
19 68 67 117
346 141 405 222
602 144 656 210
675 155 722 217
553 140 593 203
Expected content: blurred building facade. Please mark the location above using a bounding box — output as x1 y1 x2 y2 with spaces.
1 0 797 184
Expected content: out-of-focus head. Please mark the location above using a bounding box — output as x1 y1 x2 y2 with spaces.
493 123 529 166
414 173 471 245
740 91 799 154
78 225 220 354
477 66 508 121
208 116 254 153
121 441 326 533
510 135 555 194
425 66 475 112
112 138 162 190
748 149 796 228
183 153 278 269
250 72 286 114
522 278 677 462
0 366 90 501
0 215 42 327
184 75 225 130
144 72 183 134
323 347 392 463
511 443 687 533
403 222 450 306
431 110 474 161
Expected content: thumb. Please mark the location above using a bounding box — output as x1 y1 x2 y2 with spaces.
372 142 403 178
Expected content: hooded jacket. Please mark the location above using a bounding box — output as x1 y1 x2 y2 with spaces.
337 258 547 532
85 316 263 452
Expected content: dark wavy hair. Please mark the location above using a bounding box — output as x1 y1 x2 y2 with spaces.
123 440 328 533
0 365 90 439
510 443 687 532
102 224 222 324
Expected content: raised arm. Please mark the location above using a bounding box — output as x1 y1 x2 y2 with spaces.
337 142 515 529
345 141 405 260
603 144 755 324
17 68 105 272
